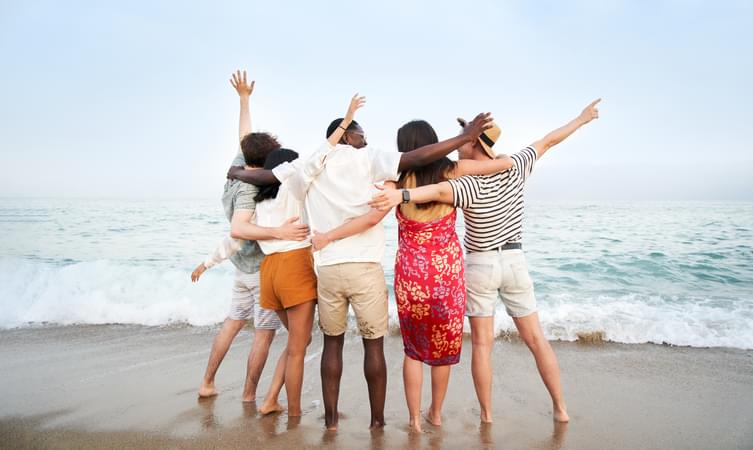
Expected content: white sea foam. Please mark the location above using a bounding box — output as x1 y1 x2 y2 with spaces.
1 258 751 349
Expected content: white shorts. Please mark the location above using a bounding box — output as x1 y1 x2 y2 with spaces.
229 270 281 330
464 249 537 318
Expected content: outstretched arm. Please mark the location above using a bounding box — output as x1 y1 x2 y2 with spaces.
230 210 310 241
397 112 493 172
230 69 255 142
531 98 601 159
190 236 244 282
454 155 513 177
368 181 453 211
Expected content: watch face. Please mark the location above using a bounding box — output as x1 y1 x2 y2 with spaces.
402 189 410 203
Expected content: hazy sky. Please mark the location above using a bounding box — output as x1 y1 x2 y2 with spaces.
1 0 752 200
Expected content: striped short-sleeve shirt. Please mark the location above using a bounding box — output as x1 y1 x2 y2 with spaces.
448 146 537 252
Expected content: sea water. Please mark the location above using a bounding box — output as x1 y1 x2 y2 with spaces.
1 198 751 349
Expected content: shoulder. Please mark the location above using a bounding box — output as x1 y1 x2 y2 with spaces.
237 181 259 194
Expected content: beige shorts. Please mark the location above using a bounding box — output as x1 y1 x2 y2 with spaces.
464 249 537 318
316 262 389 339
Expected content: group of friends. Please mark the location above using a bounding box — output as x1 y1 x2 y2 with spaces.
191 69 600 431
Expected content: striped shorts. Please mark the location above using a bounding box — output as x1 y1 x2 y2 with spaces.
229 270 281 330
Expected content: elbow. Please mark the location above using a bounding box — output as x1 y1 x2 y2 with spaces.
230 225 242 240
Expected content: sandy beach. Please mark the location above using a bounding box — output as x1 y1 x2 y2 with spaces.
0 325 751 449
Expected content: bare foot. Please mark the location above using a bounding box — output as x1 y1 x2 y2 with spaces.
242 394 256 403
325 412 338 431
259 400 285 415
198 381 218 398
409 415 423 433
369 418 385 429
424 410 442 426
553 405 570 423
480 407 493 424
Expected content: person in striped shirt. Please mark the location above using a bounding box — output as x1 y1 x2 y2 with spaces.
370 99 601 424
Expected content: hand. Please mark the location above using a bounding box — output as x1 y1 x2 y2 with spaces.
230 69 255 98
578 98 601 124
227 165 244 180
344 93 366 122
191 263 207 282
275 216 310 241
311 231 332 252
462 112 494 142
368 184 402 211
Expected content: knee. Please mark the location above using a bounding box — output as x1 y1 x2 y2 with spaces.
472 335 494 354
254 329 275 345
521 330 546 352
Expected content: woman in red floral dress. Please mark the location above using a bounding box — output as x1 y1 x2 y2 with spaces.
391 120 512 432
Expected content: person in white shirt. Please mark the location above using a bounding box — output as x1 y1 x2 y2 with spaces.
228 95 366 418
229 108 494 431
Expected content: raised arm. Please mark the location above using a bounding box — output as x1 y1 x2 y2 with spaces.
368 181 454 211
397 112 493 172
454 155 513 177
311 208 390 251
230 69 255 142
229 210 310 241
229 94 366 187
328 94 366 147
531 98 600 159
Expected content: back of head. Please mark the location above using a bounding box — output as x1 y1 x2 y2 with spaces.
325 118 360 139
396 120 456 209
241 132 281 167
253 148 299 202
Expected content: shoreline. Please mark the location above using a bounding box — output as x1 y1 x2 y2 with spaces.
4 322 751 351
1 325 752 449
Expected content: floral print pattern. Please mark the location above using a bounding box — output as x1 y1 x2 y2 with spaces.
395 208 466 366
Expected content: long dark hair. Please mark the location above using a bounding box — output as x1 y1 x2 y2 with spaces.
253 148 299 202
396 120 456 210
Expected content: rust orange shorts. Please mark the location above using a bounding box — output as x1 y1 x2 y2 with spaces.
259 246 317 311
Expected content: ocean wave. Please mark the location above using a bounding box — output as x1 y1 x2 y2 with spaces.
0 259 751 350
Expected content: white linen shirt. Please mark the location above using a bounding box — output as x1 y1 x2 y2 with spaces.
304 143 401 266
253 142 335 255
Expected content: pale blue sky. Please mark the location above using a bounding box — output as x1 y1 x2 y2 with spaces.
1 0 751 200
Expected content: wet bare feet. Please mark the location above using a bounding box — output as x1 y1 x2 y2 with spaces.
424 409 442 426
480 407 493 424
325 412 338 431
198 381 218 398
409 415 423 433
259 399 285 415
369 418 385 429
553 404 570 422
242 382 257 403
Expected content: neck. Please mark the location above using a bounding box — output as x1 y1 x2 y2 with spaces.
461 148 492 161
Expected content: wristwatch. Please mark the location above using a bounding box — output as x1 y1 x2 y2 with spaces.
401 189 411 204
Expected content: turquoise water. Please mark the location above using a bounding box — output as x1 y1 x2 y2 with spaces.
1 198 751 348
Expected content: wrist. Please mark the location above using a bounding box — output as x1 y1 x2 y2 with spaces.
401 189 411 204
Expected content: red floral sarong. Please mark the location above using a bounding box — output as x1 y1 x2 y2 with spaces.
394 208 465 366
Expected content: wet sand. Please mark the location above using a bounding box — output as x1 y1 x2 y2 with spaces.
0 324 751 449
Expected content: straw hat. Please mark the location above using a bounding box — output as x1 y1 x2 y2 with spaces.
456 117 501 159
